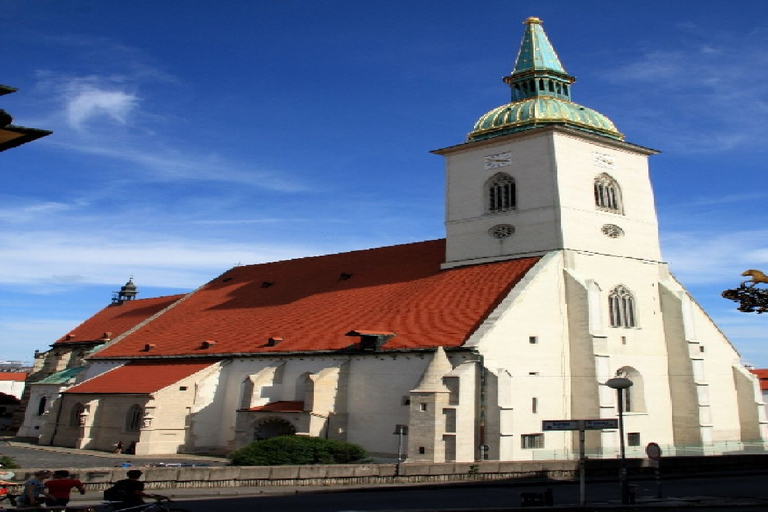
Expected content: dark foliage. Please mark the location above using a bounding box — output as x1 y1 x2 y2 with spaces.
0 454 18 469
722 285 768 314
228 436 369 466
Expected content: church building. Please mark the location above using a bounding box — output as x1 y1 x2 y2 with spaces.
21 17 766 462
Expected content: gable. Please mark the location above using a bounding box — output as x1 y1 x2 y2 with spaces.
91 240 540 358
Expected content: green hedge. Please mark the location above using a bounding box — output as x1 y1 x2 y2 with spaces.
228 436 368 466
0 455 18 469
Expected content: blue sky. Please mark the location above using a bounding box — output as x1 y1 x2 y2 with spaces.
2 1 768 367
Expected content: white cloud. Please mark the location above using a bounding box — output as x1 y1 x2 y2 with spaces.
66 86 138 129
601 29 768 153
30 69 306 191
662 229 768 285
0 230 318 289
0 201 74 222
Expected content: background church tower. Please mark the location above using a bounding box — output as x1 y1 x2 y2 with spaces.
434 17 660 269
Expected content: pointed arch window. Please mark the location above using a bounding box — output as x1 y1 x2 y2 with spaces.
486 173 516 213
69 402 84 427
614 367 646 413
594 174 623 214
609 285 636 328
125 404 143 432
37 396 47 416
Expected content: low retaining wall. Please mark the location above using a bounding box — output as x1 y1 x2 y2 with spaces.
5 454 768 491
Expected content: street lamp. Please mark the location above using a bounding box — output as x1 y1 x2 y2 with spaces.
606 376 633 505
393 424 408 476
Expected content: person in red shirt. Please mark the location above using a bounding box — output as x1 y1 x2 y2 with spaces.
45 470 86 507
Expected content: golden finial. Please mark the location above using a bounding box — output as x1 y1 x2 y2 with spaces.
524 17 543 25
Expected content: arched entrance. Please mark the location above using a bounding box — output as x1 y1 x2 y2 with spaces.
253 417 296 440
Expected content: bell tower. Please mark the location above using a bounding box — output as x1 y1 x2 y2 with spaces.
434 17 660 268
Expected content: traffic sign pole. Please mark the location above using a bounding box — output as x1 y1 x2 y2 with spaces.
543 419 618 506
578 427 586 506
646 442 663 498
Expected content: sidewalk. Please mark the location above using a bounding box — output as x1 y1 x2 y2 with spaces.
0 438 227 469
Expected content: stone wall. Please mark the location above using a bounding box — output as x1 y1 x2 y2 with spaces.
5 454 768 492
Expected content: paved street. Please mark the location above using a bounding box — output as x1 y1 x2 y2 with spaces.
0 437 227 470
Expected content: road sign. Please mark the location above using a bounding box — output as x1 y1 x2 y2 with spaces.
543 419 618 431
542 420 580 431
646 442 662 460
584 419 618 430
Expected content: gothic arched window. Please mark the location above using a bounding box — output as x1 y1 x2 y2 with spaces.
609 285 636 328
69 402 84 427
487 173 516 213
125 404 143 432
37 396 47 416
614 367 646 413
594 174 623 214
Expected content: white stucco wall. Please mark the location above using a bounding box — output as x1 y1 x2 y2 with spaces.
0 379 25 399
193 353 477 458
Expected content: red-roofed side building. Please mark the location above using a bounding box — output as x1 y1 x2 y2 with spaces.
40 361 218 454
14 286 185 438
30 19 767 461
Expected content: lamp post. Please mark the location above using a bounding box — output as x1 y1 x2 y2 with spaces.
606 377 633 505
393 424 408 476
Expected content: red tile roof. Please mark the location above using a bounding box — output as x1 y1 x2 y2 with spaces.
92 239 540 358
65 361 213 394
750 369 768 391
0 373 27 381
244 401 304 412
55 295 184 344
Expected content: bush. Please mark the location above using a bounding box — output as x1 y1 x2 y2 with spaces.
228 436 368 466
0 455 18 469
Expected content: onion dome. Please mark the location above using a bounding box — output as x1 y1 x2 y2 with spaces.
468 17 623 142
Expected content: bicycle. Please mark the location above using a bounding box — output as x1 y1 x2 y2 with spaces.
0 480 17 507
98 496 191 512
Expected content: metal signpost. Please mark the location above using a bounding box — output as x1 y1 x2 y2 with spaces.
393 424 408 476
542 419 618 506
646 442 663 498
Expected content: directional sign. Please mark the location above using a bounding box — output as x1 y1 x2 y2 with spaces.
543 420 580 431
543 419 618 431
584 419 618 430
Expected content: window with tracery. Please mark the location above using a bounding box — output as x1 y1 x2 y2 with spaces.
125 404 143 432
487 173 516 213
594 174 623 214
609 285 636 328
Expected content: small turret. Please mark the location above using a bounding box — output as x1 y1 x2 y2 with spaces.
112 278 138 305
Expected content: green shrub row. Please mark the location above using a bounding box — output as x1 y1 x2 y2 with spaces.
228 436 368 466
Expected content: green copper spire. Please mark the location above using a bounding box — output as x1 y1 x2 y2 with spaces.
512 17 568 76
468 17 623 142
505 17 574 104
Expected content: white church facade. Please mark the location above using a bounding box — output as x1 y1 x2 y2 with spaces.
20 17 767 462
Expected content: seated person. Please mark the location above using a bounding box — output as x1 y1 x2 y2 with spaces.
108 470 167 509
